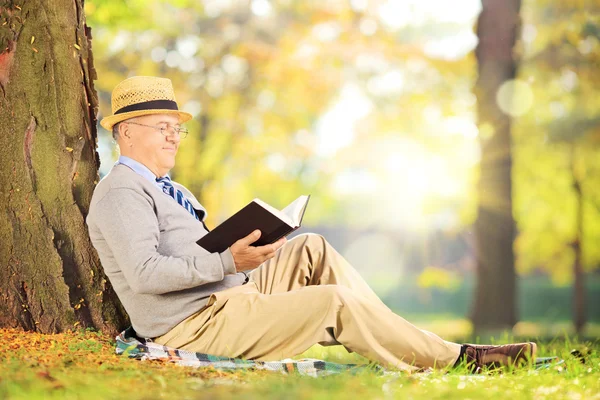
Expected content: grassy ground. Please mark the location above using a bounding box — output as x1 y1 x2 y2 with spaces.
0 324 598 400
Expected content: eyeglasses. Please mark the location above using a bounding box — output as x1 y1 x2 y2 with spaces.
125 121 189 139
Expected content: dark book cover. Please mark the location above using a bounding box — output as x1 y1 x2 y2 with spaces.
196 200 307 253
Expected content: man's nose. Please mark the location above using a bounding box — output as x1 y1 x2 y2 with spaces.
167 133 180 144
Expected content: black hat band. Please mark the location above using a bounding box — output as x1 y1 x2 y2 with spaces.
114 99 179 115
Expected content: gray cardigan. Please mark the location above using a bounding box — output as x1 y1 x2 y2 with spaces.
86 164 246 338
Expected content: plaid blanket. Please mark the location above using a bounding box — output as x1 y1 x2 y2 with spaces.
115 329 563 376
115 329 382 377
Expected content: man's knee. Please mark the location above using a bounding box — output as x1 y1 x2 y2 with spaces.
293 233 328 251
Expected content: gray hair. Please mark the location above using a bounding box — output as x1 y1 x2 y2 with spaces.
112 122 122 141
112 117 141 142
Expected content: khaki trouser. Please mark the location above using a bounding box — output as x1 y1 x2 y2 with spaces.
154 233 461 371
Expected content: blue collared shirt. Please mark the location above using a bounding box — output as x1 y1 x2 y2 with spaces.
115 156 207 224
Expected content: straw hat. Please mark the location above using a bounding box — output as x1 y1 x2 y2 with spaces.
100 76 193 130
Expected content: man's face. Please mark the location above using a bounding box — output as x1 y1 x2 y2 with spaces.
120 113 182 177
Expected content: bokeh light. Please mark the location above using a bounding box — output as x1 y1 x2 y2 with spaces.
496 79 534 117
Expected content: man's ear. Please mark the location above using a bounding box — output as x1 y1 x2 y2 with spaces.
119 122 131 139
117 122 135 148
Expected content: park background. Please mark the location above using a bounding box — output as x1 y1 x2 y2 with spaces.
2 0 597 337
1 1 599 399
88 0 600 338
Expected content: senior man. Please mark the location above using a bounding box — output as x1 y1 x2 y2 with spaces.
87 76 536 372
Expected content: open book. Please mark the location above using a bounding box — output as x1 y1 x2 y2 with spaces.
196 195 310 253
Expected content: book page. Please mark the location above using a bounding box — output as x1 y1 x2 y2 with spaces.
253 198 294 227
281 195 310 226
253 195 309 228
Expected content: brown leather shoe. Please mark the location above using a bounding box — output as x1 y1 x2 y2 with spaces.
460 342 537 372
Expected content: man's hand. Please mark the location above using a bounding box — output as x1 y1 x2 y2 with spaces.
230 230 287 272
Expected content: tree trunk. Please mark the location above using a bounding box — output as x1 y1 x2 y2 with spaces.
471 0 521 333
570 145 585 335
0 0 127 334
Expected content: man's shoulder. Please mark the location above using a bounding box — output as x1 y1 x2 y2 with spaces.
89 165 156 211
94 164 144 192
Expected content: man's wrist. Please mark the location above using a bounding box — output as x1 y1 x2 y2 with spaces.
219 248 237 275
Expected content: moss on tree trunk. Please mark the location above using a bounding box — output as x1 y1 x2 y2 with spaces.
0 0 127 334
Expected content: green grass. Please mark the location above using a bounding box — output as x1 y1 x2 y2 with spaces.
0 326 599 399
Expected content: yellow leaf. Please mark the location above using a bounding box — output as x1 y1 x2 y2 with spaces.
74 43 81 50
66 147 73 152
30 36 35 44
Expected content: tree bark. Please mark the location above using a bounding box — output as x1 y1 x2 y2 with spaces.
471 0 521 333
0 0 127 334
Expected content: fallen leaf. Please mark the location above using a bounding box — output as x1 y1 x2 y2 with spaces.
36 371 56 381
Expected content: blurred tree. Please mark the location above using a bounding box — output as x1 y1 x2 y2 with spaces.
0 0 127 333
513 0 600 334
471 0 521 333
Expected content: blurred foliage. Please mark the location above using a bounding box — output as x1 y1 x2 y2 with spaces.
85 0 600 283
417 266 460 291
386 275 600 324
513 0 600 284
86 0 478 229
